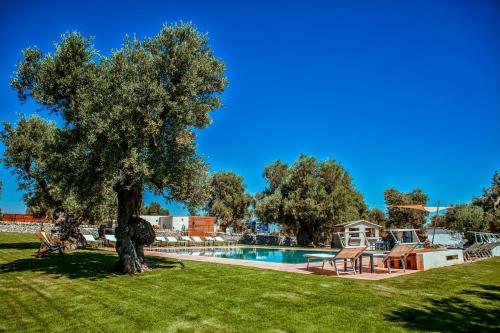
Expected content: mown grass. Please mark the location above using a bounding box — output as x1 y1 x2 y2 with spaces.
0 232 499 333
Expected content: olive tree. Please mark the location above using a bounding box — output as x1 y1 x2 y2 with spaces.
206 171 254 232
1 115 117 248
384 188 429 229
8 23 227 273
255 154 367 246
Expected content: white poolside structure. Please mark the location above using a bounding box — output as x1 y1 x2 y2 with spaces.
426 227 463 246
332 220 381 248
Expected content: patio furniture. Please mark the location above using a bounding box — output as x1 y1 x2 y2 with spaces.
476 242 497 259
360 252 387 273
33 231 65 258
463 242 483 261
304 253 336 270
155 236 167 246
191 236 206 246
181 236 194 246
205 236 215 246
382 228 421 273
83 234 103 248
166 236 187 246
447 238 468 250
304 232 367 276
383 243 418 273
214 236 236 246
105 234 117 246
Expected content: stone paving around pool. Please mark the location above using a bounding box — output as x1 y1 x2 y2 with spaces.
102 245 419 280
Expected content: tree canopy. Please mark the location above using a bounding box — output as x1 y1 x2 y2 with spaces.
367 208 387 226
141 201 170 216
441 204 487 233
1 115 117 224
473 170 500 232
255 154 367 246
384 188 428 229
7 23 227 273
206 171 253 232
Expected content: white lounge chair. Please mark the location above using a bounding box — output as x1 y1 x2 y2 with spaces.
155 236 167 246
83 234 102 248
104 234 116 246
304 253 336 269
166 236 187 247
304 232 367 276
214 236 236 246
181 236 194 246
205 236 215 246
191 236 206 246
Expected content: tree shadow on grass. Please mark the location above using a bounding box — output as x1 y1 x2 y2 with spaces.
0 242 42 250
386 284 500 332
0 250 184 280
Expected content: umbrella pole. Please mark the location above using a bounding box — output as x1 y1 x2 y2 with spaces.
431 201 440 244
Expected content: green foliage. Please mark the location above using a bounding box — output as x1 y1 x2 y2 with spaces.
6 22 227 219
2 232 500 333
442 204 487 233
473 171 500 232
367 208 387 226
384 188 428 229
206 171 254 232
1 115 116 223
255 154 367 245
141 201 170 216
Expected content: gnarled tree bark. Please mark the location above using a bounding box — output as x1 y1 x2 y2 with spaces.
114 185 155 274
55 209 86 250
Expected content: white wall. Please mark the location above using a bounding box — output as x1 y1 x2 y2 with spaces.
162 216 188 231
140 215 162 226
427 229 462 245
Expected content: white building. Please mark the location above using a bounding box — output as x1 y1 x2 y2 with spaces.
426 227 463 245
332 220 381 248
140 215 167 227
161 216 189 231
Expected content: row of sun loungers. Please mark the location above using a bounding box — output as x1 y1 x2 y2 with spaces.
463 242 498 261
80 234 235 248
304 242 420 276
154 236 235 247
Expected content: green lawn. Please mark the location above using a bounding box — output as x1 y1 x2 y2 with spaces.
0 233 499 333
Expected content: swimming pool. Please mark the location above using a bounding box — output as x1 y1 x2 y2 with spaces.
149 247 337 264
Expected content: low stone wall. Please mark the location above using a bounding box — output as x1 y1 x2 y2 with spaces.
0 221 99 237
239 234 297 246
0 222 289 245
0 221 55 234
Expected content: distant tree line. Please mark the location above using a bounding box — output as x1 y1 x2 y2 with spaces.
2 22 498 273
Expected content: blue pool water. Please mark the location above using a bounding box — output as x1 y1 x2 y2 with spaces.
151 247 337 264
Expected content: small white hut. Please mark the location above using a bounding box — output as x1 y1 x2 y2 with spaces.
332 220 381 248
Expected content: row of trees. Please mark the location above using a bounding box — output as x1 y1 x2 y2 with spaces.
2 23 498 273
433 172 500 233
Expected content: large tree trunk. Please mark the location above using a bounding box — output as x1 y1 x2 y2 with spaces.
114 185 155 274
297 223 314 247
54 209 85 250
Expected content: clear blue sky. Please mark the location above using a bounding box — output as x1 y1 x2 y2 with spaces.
1 0 499 215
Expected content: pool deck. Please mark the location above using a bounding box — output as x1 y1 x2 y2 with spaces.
102 245 418 280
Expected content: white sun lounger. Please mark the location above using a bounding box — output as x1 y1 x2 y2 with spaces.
104 234 116 246
303 253 337 269
214 236 236 246
191 236 206 246
83 234 102 248
155 236 167 245
166 236 187 246
181 236 194 246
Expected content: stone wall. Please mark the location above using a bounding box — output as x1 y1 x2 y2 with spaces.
0 221 99 237
0 221 294 246
239 233 297 246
